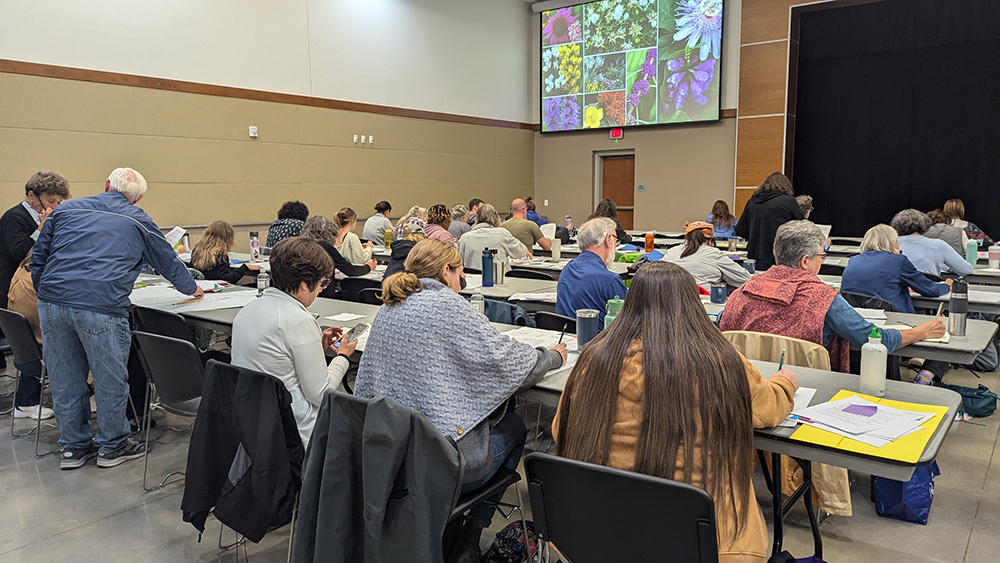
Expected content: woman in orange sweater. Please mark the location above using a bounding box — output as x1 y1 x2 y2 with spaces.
554 261 798 562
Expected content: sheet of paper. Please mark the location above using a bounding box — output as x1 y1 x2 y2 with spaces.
508 292 558 303
795 397 927 437
325 312 366 322
777 387 818 428
853 308 887 320
540 223 556 240
171 291 259 312
164 226 186 249
196 280 222 291
464 275 483 290
504 326 580 372
815 224 832 240
879 324 951 344
129 285 188 306
969 290 1000 303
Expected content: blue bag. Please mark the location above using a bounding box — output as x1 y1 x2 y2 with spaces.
872 462 940 525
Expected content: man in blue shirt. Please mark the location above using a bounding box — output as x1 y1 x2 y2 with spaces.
556 217 627 328
33 167 203 470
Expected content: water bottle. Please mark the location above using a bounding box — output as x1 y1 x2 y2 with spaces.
950 277 968 336
384 228 393 250
989 245 1000 269
181 232 190 250
256 271 270 297
860 327 887 397
644 231 655 253
482 248 494 287
250 231 261 262
492 250 504 285
470 288 485 315
743 259 756 275
604 295 624 328
728 238 736 252
710 282 727 304
551 237 561 261
966 239 979 267
576 309 599 347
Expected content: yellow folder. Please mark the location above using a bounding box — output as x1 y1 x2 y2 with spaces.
789 390 949 464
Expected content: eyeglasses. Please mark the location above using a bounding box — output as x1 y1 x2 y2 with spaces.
816 252 828 261
320 278 332 289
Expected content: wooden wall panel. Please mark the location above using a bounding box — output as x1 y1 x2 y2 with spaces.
735 188 755 216
738 41 789 117
740 0 799 45
736 116 784 187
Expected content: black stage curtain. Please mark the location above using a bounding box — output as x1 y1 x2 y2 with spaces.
792 0 1000 237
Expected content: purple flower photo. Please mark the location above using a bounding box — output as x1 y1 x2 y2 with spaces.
542 95 583 131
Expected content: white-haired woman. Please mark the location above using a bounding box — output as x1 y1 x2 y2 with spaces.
394 205 428 239
842 224 952 313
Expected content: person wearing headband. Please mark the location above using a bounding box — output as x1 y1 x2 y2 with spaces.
660 221 751 292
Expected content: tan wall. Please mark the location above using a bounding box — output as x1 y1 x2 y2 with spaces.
0 72 534 247
534 117 737 231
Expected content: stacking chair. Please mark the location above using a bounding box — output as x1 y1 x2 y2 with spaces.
506 269 556 281
0 308 58 456
132 306 192 341
524 452 718 563
131 330 205 492
338 278 383 302
357 288 383 306
534 311 576 334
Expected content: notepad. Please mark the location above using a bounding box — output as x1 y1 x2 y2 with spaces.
879 324 951 344
325 313 366 322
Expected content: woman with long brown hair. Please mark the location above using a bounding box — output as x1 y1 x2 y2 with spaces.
589 198 633 244
190 220 262 283
707 199 738 239
554 261 798 562
734 172 804 269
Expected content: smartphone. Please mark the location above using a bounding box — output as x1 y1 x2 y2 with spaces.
344 323 369 343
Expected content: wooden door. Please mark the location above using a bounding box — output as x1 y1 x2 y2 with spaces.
601 155 635 229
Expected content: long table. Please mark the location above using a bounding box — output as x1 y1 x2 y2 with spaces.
509 258 631 279
819 273 1000 316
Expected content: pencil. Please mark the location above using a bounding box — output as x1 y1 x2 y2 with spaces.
935 302 944 318
778 348 786 371
173 297 202 306
558 323 567 344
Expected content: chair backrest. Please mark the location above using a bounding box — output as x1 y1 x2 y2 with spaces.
534 311 576 334
133 306 195 343
357 288 384 306
0 308 41 365
463 267 482 275
840 290 898 312
339 278 383 302
524 452 718 563
722 331 831 370
506 269 555 281
481 298 535 327
132 331 205 404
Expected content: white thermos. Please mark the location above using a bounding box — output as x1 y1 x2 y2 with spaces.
551 237 561 261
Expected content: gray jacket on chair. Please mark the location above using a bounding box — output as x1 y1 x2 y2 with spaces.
293 391 463 563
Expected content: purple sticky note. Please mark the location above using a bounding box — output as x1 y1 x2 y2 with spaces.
843 404 878 417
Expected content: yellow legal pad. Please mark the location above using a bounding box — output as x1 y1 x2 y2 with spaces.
789 390 948 464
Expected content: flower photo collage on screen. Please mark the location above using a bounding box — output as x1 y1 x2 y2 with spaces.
541 0 723 132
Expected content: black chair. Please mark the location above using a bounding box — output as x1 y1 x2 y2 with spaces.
506 269 556 281
0 308 57 456
463 267 482 275
357 288 383 306
524 452 718 563
338 278 383 302
446 468 528 559
131 331 205 492
133 306 192 341
534 312 576 334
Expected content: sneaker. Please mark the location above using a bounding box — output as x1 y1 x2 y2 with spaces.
61 444 98 470
14 405 55 420
97 439 147 468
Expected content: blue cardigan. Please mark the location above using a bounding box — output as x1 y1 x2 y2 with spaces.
841 251 949 313
707 214 738 239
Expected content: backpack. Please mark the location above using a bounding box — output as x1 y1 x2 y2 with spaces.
933 382 998 418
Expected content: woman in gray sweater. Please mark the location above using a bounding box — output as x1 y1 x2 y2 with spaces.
355 238 566 562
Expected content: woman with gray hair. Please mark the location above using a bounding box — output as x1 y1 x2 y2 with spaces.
448 204 471 240
720 220 944 372
893 209 973 277
301 215 377 288
457 203 528 273
842 224 951 313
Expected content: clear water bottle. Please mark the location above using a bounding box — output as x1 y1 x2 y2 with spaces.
250 231 261 262
257 271 270 297
860 327 887 397
470 288 485 315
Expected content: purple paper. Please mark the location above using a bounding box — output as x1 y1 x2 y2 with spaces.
843 404 878 417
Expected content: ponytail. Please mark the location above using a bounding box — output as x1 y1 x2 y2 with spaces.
335 207 357 229
381 272 423 305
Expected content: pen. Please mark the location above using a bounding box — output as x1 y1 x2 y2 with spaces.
778 348 786 371
558 323 567 344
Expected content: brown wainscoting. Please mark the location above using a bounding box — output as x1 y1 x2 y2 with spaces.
738 41 789 117
0 58 537 131
721 108 738 118
735 115 785 187
735 188 756 217
741 0 802 45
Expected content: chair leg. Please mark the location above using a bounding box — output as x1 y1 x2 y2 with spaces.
287 495 298 563
219 523 246 551
514 482 532 563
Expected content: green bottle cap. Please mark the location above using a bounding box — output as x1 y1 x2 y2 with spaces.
869 327 881 339
606 295 625 313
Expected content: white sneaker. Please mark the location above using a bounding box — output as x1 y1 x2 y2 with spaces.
14 405 55 420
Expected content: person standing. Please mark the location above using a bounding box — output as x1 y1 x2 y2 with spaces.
362 201 393 245
735 172 805 270
556 218 628 329
502 198 551 256
33 167 203 470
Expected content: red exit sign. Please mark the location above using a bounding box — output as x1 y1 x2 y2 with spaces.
609 128 624 140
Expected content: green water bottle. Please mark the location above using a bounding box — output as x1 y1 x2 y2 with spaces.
966 239 979 266
604 295 625 328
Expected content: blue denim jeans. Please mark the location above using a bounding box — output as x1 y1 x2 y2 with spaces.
461 410 527 527
38 302 132 454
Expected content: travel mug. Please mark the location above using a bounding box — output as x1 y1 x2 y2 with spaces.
576 309 600 348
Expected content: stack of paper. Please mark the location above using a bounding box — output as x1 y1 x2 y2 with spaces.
504 326 580 372
509 292 558 303
776 387 818 428
792 396 933 448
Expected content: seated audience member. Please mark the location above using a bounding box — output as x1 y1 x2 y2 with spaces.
231 238 355 447
589 198 633 244
448 204 472 240
355 239 566 562
892 209 973 277
458 204 528 273
334 207 375 265
662 221 750 291
525 197 548 227
362 200 393 246
926 209 969 256
944 198 994 247
796 195 814 219
424 204 456 243
735 172 805 270
266 201 309 247
554 262 798 563
301 215 377 278
467 198 483 226
503 198 551 255
7 247 53 420
556 218 628 329
191 221 262 283
395 205 428 239
842 224 951 313
720 220 944 372
706 199 738 240
384 225 428 278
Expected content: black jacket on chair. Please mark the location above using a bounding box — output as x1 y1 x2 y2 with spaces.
293 392 463 563
734 190 805 269
181 361 304 543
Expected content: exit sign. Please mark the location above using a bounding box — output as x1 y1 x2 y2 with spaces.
609 128 624 140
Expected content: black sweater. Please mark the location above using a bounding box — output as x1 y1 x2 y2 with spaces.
0 204 38 307
734 190 805 269
318 241 371 277
196 252 251 284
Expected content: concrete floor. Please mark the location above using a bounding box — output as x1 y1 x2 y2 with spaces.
0 363 998 562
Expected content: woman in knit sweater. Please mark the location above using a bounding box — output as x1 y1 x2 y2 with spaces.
554 262 798 563
191 221 262 283
355 239 566 562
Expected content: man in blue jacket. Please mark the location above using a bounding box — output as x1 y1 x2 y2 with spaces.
556 217 627 328
33 167 203 470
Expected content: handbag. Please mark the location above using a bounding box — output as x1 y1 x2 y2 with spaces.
933 382 998 418
872 462 941 525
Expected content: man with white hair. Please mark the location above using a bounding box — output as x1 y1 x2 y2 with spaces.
32 167 203 470
556 217 627 328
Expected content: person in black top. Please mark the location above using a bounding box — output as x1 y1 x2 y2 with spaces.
735 172 806 269
300 215 378 298
191 221 263 283
266 201 309 248
0 171 71 308
589 198 633 244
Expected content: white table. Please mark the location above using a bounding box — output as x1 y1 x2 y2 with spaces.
826 244 861 257
509 258 631 279
459 275 558 301
624 229 684 239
